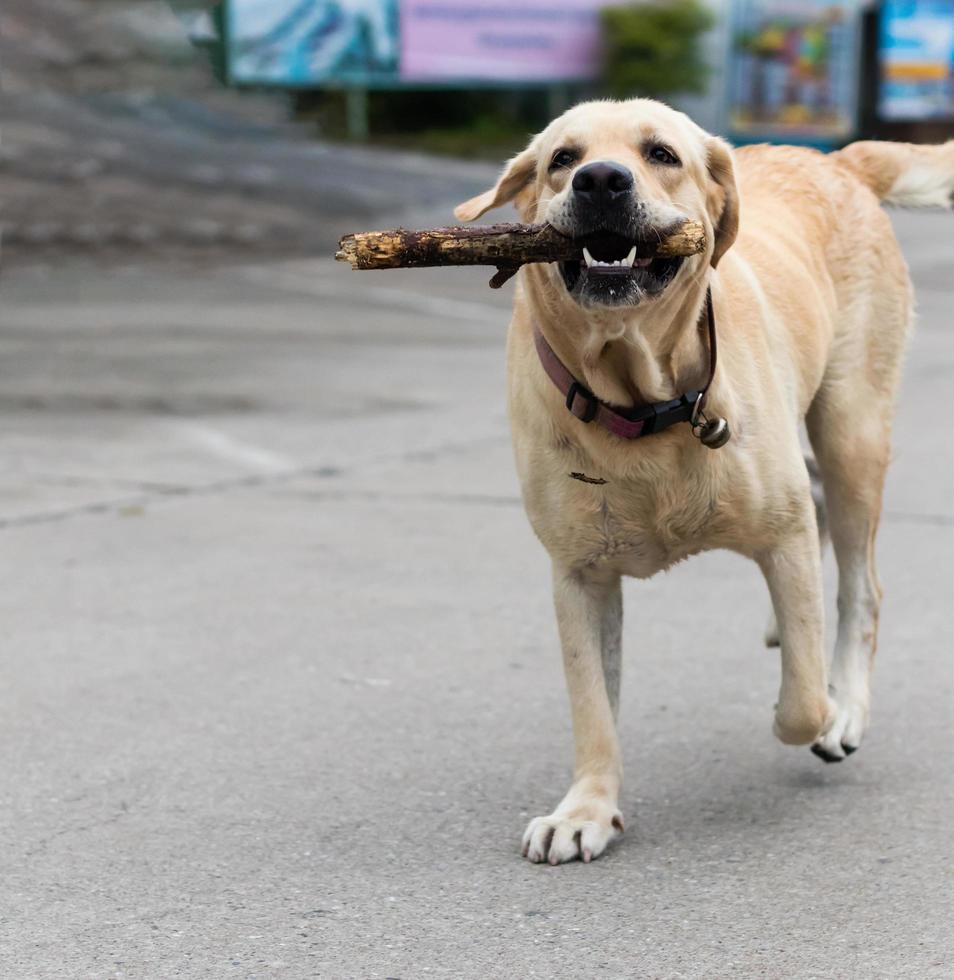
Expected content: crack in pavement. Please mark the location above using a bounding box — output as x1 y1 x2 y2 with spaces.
0 433 511 530
19 800 134 862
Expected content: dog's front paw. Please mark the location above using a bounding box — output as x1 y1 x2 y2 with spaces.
521 799 623 865
811 695 869 763
773 692 837 746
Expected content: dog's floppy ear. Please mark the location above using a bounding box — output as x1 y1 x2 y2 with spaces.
705 137 739 268
454 141 539 222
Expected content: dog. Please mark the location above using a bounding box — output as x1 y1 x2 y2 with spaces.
453 99 954 865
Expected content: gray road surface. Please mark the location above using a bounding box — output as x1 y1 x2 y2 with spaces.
2 209 953 979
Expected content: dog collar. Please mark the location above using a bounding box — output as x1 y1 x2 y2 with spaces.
532 288 728 446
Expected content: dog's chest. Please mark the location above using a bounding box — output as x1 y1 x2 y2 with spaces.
526 467 719 578
600 487 711 575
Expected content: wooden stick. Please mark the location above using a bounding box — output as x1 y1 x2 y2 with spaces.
336 221 706 288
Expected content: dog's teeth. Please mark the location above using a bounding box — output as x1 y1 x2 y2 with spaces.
583 248 640 270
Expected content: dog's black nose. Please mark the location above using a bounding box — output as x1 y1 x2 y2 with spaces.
571 161 634 205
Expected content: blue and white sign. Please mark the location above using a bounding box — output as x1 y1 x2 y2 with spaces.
880 0 954 120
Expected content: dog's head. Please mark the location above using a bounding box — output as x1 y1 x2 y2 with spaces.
456 99 738 310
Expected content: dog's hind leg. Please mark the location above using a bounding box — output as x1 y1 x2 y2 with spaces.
764 455 829 648
522 566 624 865
802 258 910 762
805 395 893 762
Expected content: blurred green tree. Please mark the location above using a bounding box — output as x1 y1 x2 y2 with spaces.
602 0 714 99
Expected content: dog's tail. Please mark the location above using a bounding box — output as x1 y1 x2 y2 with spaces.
833 139 954 208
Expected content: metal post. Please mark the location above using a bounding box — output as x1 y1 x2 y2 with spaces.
345 87 369 141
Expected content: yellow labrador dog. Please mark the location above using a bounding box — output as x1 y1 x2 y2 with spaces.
454 99 954 865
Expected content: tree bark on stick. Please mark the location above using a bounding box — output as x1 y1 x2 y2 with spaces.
336 221 706 288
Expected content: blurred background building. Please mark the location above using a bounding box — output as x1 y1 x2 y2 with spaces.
201 0 954 142
3 0 953 267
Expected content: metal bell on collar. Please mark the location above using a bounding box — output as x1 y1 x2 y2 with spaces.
697 415 731 449
690 391 731 450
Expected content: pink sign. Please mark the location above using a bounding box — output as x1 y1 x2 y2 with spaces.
400 0 609 82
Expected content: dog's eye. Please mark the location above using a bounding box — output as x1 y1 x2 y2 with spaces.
549 149 578 171
649 145 680 166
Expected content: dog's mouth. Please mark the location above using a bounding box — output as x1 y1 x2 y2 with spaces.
558 231 683 306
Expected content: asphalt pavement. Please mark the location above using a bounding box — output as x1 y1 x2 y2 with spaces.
1 208 953 979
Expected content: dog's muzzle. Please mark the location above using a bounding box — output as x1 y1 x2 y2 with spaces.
556 161 685 307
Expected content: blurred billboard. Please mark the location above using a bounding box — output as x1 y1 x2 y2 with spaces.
727 0 861 145
879 0 954 120
227 0 607 86
400 1 604 82
229 0 400 84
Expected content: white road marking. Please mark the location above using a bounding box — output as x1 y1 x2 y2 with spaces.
166 420 296 473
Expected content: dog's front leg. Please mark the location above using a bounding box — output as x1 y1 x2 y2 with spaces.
759 527 837 745
522 565 624 865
